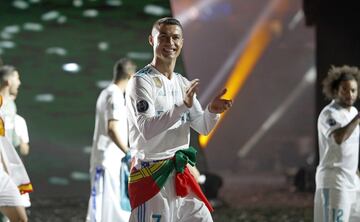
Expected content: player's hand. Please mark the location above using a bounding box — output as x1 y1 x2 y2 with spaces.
19 143 30 156
208 88 233 113
184 79 199 108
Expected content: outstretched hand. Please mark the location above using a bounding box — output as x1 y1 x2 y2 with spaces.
183 79 200 108
208 88 232 113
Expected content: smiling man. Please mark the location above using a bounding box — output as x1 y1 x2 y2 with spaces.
126 17 232 222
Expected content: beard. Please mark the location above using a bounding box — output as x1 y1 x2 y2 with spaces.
337 98 355 108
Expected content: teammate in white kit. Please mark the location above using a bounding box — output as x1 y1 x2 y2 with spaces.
126 17 232 222
315 65 360 222
86 58 136 222
0 65 31 222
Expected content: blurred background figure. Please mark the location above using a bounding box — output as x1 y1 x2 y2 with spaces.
14 113 29 157
0 93 32 222
86 58 136 222
0 65 21 149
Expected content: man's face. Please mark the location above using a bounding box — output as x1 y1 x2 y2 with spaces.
150 24 183 61
8 71 21 96
335 79 358 108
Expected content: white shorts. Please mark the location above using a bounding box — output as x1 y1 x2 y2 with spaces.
86 166 130 222
129 172 213 222
314 188 360 222
0 171 23 207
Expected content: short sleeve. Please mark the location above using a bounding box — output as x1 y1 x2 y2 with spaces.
318 110 343 138
106 91 124 121
14 115 29 143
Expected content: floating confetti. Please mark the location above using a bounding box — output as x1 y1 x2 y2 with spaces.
57 16 67 24
23 23 44 31
1 32 13 40
0 41 16 49
62 63 81 73
70 171 90 181
3 25 20 34
144 4 170 16
42 11 60 21
46 47 67 56
48 177 69 186
96 80 111 89
73 0 83 7
106 0 122 7
98 41 109 51
13 0 29 10
127 52 152 60
35 94 55 102
83 9 99 18
83 146 92 154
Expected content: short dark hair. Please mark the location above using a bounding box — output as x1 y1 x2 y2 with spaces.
113 58 134 81
0 65 17 85
152 17 183 33
322 65 360 99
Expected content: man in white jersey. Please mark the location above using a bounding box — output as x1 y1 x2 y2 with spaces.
0 66 31 222
0 66 21 149
126 17 232 222
315 65 360 222
86 58 136 222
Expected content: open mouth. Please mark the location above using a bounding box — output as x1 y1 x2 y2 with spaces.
163 47 176 54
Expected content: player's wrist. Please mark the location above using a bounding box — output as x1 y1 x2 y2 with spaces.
183 99 191 108
208 103 215 113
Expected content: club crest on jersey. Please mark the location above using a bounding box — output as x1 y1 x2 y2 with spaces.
327 118 336 126
153 77 162 88
137 100 149 113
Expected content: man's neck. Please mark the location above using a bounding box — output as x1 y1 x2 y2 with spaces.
0 88 10 98
335 100 352 112
151 58 176 79
114 80 127 91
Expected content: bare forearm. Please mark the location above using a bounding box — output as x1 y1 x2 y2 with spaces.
108 129 129 154
0 152 8 174
332 115 359 144
108 120 129 154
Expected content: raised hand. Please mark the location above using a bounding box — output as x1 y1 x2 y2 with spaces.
183 79 200 108
208 88 232 113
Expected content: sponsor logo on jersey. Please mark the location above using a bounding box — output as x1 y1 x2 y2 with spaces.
152 77 162 88
327 118 337 126
137 100 149 113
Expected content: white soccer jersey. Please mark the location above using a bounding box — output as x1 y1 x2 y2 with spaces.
126 64 220 161
90 83 128 169
14 114 29 144
316 100 360 190
1 97 20 147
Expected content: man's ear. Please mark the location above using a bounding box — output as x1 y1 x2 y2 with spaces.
149 35 154 46
3 79 10 87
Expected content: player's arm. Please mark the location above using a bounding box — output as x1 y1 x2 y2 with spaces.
188 84 232 135
183 78 217 135
188 96 219 135
106 92 129 154
0 151 8 174
108 119 129 154
127 76 188 140
331 114 360 144
19 143 29 156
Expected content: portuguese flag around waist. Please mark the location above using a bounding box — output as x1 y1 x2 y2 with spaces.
128 147 213 212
